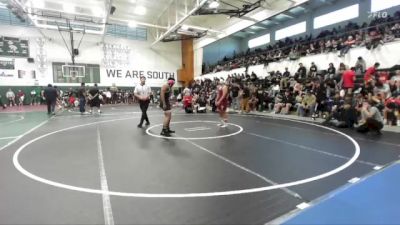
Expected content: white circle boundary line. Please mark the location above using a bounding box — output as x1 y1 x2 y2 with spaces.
146 121 243 140
0 115 24 125
13 115 360 198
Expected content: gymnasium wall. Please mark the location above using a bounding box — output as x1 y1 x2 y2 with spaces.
199 0 400 69
202 36 244 65
0 24 181 88
201 40 400 80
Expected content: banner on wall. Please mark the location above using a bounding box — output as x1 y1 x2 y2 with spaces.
105 69 175 80
102 68 177 87
0 69 15 77
0 59 15 70
18 70 36 79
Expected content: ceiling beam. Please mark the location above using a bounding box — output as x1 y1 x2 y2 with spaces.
151 0 208 46
109 17 168 29
101 0 113 43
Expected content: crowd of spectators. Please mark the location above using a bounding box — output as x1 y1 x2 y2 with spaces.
202 11 400 74
184 59 400 134
0 85 157 111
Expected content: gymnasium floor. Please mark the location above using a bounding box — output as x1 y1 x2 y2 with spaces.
0 105 399 225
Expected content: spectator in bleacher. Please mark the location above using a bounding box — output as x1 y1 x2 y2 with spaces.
391 22 400 38
289 48 299 60
275 89 294 114
366 30 382 50
342 67 357 95
364 62 380 84
306 42 317 55
325 73 337 97
6 88 15 107
384 94 399 126
240 84 250 113
325 39 333 52
374 80 392 100
298 90 316 117
332 38 340 51
339 35 356 57
357 100 384 134
326 63 336 79
391 70 400 83
280 67 291 89
248 92 259 112
230 81 240 110
355 57 367 74
309 62 318 78
313 80 327 114
335 62 346 84
355 33 364 46
297 63 307 80
318 40 326 53
383 27 396 43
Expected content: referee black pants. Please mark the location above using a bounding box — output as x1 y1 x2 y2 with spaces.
139 100 150 125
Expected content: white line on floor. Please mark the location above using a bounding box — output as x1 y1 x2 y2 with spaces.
244 115 400 148
0 115 24 125
0 136 21 140
96 127 115 225
182 138 303 199
13 115 360 198
0 120 49 152
248 132 380 167
184 127 211 132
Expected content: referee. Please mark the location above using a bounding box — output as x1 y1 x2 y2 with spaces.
134 76 152 128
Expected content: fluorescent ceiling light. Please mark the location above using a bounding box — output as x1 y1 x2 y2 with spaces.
134 5 147 15
128 21 137 28
314 4 359 29
248 33 270 48
32 0 45 9
64 3 75 13
275 21 306 40
371 0 400 12
209 0 220 9
92 7 105 17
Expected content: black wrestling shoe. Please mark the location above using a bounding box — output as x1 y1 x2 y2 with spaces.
167 128 175 133
145 122 150 126
160 129 171 137
137 124 143 128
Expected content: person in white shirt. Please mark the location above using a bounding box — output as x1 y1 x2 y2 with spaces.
6 88 15 107
134 76 152 128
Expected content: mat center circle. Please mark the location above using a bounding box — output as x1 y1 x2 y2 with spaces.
145 121 244 140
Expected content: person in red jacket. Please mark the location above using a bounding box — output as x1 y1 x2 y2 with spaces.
17 90 25 107
364 62 380 84
342 67 356 94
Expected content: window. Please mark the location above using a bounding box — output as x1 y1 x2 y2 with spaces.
248 33 270 48
314 4 359 29
371 0 400 12
275 21 306 40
